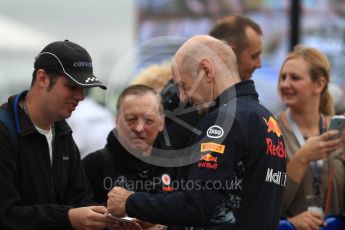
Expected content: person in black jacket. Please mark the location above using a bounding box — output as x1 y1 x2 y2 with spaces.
0 40 114 230
83 85 175 205
107 35 286 229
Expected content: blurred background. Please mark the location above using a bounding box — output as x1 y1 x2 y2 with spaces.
1 0 345 114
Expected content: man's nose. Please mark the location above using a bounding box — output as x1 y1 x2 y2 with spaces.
256 58 262 69
280 77 290 86
134 119 145 132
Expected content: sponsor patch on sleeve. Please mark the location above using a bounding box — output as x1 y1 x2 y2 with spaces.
198 153 219 169
207 125 224 138
201 142 225 154
263 116 282 137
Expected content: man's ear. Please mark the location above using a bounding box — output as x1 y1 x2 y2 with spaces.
115 113 120 126
227 42 236 53
35 69 50 88
199 58 214 83
158 114 165 132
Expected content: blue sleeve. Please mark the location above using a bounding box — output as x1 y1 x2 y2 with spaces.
125 116 245 227
126 189 225 226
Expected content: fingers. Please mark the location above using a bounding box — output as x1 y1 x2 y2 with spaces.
69 206 115 230
303 211 323 230
298 217 319 230
323 138 343 152
108 186 126 196
107 198 126 217
306 218 321 230
321 130 340 141
309 212 324 226
88 208 114 225
289 211 324 230
320 131 344 152
90 205 108 214
107 187 122 198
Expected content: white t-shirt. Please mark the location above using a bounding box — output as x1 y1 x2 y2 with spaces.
35 125 53 165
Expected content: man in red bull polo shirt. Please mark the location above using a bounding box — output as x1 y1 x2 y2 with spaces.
107 35 286 229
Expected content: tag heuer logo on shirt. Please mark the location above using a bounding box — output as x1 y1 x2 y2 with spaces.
207 125 224 138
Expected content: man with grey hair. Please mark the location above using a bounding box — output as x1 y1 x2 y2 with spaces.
107 35 285 229
83 85 175 204
157 14 263 151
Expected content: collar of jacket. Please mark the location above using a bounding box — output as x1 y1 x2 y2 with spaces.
209 80 259 113
105 129 157 172
8 90 72 137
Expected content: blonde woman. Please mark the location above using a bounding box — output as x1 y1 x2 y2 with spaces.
277 45 345 230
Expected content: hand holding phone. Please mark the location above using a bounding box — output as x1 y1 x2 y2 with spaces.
328 115 345 138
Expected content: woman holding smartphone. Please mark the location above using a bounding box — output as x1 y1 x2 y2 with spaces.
276 45 345 230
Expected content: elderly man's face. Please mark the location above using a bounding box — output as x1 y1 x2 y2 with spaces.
116 92 164 156
172 57 213 115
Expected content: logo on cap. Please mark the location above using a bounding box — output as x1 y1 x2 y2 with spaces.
34 40 106 89
73 61 92 67
85 77 98 83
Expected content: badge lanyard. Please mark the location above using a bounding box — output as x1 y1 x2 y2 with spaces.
286 109 325 197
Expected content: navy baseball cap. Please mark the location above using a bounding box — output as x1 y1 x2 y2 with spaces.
34 40 106 89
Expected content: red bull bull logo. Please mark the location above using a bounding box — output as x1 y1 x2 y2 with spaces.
200 153 218 162
263 116 282 137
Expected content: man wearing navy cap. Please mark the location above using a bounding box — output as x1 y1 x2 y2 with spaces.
0 40 112 229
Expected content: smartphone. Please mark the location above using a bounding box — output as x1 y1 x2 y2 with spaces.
104 212 136 223
328 115 345 137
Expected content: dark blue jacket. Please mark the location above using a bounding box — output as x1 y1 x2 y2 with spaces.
124 80 286 229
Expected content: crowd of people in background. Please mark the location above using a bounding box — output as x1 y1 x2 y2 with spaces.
0 14 344 230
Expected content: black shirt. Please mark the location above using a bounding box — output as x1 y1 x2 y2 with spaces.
83 130 176 204
0 91 94 230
